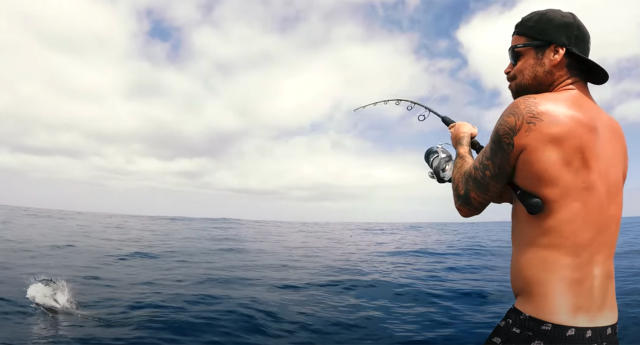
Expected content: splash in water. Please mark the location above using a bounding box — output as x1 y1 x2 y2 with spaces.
26 278 77 313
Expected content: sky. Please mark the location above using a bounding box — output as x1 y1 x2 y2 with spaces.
1 0 639 222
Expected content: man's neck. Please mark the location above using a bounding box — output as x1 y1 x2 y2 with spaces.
550 77 593 100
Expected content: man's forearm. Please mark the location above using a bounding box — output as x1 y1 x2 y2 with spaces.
451 146 486 217
448 102 530 216
452 146 513 216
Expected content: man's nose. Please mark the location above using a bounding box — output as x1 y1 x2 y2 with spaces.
504 63 513 75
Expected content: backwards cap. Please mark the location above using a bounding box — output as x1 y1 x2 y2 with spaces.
513 9 608 85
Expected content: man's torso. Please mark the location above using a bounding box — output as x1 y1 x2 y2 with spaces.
507 91 627 326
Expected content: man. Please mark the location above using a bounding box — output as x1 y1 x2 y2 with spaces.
448 9 627 345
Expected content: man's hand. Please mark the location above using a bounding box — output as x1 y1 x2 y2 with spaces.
448 122 478 153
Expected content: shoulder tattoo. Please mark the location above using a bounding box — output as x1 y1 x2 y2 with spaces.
493 96 543 151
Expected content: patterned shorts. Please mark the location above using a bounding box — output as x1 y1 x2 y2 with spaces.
484 305 618 345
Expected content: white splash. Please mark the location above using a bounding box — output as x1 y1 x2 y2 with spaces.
26 278 76 312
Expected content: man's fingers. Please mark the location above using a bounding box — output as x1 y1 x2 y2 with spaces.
449 122 478 138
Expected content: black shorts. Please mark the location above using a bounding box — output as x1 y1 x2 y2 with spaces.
484 305 618 345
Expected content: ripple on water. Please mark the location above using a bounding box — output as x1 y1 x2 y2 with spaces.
48 244 77 249
109 251 160 261
81 275 102 281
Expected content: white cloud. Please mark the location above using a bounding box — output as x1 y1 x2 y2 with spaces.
0 0 480 221
7 0 632 221
456 0 640 122
612 99 640 123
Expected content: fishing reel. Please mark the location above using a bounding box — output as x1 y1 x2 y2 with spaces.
424 144 454 183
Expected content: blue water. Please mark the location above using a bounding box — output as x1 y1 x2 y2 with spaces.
0 205 638 344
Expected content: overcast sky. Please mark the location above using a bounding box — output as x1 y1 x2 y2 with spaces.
1 0 639 222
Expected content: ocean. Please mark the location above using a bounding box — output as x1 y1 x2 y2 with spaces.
0 204 637 344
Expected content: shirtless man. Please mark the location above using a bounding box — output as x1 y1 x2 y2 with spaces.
447 9 627 345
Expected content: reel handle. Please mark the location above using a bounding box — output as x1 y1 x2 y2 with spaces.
441 116 543 215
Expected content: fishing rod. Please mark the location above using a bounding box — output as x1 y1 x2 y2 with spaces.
353 98 544 215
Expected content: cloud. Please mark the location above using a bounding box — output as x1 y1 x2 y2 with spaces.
6 0 632 221
0 0 479 221
456 0 640 122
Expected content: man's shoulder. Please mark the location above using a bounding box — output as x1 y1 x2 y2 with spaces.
503 95 557 123
507 93 563 114
507 95 539 110
496 96 545 137
505 92 588 125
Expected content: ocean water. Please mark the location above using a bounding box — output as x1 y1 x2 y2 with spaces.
0 205 638 345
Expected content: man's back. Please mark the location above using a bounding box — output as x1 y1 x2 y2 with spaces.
510 89 627 326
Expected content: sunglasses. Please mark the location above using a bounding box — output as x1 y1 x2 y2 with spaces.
508 41 549 66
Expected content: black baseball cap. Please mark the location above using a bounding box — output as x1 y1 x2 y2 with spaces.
513 9 609 85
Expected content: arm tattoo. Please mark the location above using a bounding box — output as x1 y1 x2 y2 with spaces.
452 96 543 216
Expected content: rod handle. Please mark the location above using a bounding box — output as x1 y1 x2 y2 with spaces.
442 116 484 153
509 183 544 215
440 116 455 126
470 139 484 154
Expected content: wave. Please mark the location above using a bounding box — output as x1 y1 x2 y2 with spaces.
26 277 77 313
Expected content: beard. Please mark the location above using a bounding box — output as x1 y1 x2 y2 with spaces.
509 79 548 99
508 58 553 99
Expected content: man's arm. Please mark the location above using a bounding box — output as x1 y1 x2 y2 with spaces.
449 96 541 217
495 185 514 204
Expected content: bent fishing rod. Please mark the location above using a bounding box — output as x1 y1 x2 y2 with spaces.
353 98 544 215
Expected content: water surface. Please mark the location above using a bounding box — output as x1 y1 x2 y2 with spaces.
0 205 637 344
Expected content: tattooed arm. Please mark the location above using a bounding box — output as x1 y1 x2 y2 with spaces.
449 96 541 217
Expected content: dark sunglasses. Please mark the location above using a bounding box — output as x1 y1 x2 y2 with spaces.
508 41 549 66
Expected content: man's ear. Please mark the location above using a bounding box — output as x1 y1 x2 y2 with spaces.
548 45 567 66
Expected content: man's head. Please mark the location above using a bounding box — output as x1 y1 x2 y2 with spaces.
504 9 608 99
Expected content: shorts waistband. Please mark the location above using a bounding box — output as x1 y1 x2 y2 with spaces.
504 305 618 341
